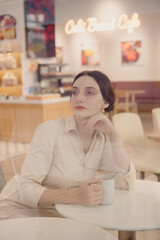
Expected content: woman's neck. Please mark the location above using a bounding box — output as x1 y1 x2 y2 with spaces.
74 116 95 151
74 116 94 137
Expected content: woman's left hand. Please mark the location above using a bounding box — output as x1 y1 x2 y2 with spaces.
83 113 114 135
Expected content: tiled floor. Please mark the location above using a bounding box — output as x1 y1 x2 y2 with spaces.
0 112 160 239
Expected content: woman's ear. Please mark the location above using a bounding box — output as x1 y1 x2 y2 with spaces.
102 102 109 109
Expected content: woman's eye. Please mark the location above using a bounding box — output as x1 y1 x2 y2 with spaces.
87 91 94 96
72 90 78 95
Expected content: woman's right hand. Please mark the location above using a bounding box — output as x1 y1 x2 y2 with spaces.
75 179 103 206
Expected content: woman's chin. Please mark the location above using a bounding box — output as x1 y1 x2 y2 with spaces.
74 112 96 120
74 111 89 119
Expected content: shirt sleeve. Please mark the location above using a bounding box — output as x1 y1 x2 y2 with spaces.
16 122 55 207
98 138 136 190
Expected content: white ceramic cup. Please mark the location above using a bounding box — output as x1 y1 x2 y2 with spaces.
95 174 115 205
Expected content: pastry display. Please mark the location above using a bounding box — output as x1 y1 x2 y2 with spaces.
2 72 18 86
5 53 17 68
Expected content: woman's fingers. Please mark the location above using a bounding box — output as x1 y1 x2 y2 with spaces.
83 113 104 129
83 113 114 134
86 178 102 185
91 191 103 205
90 183 103 192
77 179 103 206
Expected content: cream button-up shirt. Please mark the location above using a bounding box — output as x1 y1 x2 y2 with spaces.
0 116 136 212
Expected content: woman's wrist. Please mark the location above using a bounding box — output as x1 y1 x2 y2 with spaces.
105 127 120 141
52 188 80 205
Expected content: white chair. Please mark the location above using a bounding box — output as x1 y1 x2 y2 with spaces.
112 112 160 181
0 141 30 175
152 107 160 132
0 165 6 192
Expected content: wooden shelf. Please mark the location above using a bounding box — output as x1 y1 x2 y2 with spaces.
0 85 22 96
40 72 75 78
0 68 22 84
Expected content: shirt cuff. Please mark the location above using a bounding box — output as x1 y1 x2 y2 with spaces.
17 181 46 208
124 160 136 189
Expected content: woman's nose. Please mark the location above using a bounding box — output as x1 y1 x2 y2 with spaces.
77 93 85 102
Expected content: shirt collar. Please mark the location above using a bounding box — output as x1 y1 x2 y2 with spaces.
65 116 77 133
64 115 105 139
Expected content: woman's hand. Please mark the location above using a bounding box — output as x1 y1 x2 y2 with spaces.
76 179 103 206
83 113 114 135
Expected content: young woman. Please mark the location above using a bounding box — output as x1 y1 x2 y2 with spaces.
0 70 136 219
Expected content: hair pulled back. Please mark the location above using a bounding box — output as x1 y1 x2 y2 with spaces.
72 70 115 112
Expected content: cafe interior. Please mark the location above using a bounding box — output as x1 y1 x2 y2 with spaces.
0 0 160 239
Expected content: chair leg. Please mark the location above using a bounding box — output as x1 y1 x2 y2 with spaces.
140 171 145 179
118 231 136 240
10 156 17 175
156 174 160 182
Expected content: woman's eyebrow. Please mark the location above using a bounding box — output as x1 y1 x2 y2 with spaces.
84 87 98 92
85 87 97 90
72 86 97 89
72 86 98 91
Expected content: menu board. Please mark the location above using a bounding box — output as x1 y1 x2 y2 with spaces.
24 0 55 58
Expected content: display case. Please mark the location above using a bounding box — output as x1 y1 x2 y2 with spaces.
0 51 22 96
37 61 74 95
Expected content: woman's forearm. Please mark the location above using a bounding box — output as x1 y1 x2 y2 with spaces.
38 178 103 207
107 130 130 171
38 188 80 206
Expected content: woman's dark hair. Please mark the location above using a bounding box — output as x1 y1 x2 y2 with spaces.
72 70 115 112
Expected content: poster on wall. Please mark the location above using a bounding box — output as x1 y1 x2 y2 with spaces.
81 43 100 66
24 0 55 58
121 41 142 65
0 14 16 40
56 47 63 63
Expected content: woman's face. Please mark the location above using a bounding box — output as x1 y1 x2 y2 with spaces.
71 75 107 119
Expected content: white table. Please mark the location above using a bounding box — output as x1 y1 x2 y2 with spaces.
0 217 117 240
147 132 160 142
56 180 160 239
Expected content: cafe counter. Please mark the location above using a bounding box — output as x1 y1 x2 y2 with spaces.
0 96 73 143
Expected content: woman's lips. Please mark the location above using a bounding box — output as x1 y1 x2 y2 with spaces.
76 106 86 110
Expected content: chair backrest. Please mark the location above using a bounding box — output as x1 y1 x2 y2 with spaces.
112 112 145 148
152 108 160 132
113 89 137 113
0 165 6 192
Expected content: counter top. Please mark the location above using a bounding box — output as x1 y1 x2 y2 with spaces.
0 96 70 105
